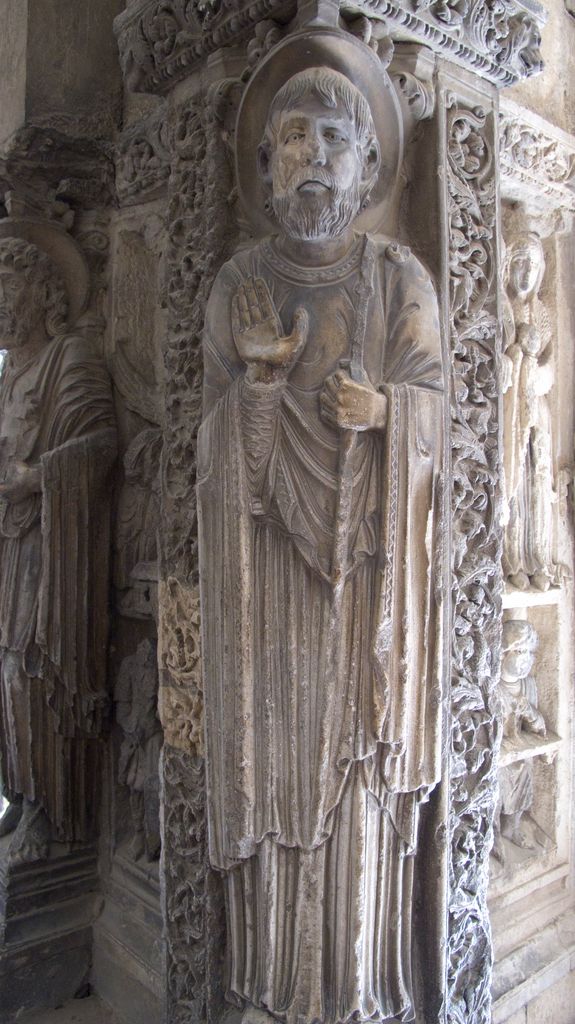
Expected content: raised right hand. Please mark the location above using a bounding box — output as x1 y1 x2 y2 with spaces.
232 276 308 383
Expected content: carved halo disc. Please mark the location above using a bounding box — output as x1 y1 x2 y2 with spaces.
236 27 404 238
0 218 90 327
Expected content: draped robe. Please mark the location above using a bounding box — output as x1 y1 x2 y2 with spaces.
502 297 556 583
198 233 445 1023
0 334 116 842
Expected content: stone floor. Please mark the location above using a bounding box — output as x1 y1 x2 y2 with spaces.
19 996 117 1024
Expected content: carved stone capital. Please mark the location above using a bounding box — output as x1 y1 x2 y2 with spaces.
390 44 436 124
115 0 545 94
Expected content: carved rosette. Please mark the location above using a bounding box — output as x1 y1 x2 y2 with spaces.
159 81 237 1023
442 83 503 1023
115 0 544 95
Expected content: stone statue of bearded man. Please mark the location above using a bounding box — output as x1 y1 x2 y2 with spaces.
198 39 445 1024
0 225 116 864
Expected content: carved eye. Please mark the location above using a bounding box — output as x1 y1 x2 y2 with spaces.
323 129 346 144
285 131 304 144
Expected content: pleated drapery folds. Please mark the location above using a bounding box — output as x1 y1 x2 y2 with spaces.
198 235 446 1023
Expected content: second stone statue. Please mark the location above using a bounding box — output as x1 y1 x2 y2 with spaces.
198 26 446 1024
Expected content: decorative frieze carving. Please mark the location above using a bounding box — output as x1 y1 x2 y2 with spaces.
116 109 170 206
158 578 203 755
442 85 502 1023
500 100 575 217
114 0 545 94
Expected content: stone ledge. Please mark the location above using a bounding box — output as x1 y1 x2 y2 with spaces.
492 909 575 1022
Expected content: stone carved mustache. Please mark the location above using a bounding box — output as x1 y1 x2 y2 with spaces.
289 169 335 192
272 171 361 240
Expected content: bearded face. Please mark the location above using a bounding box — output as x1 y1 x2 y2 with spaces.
267 94 371 242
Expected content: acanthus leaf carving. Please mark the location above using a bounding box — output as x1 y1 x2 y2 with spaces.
159 80 238 1022
444 90 503 1024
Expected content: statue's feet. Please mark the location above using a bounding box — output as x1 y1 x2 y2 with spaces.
8 802 50 866
242 1007 277 1024
530 571 550 592
508 572 530 592
130 829 146 862
502 825 534 851
491 835 506 866
0 801 23 838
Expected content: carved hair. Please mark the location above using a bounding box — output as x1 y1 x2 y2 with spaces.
0 238 68 337
263 68 376 152
502 619 538 654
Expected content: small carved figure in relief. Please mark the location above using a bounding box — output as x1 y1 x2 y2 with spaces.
0 222 116 865
198 30 445 1024
115 425 161 619
115 638 162 861
493 620 545 863
502 232 560 591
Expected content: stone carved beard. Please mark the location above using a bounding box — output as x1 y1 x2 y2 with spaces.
272 169 363 241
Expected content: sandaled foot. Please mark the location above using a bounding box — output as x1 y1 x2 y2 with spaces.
242 1007 277 1024
491 836 506 866
530 571 550 592
8 802 50 866
131 829 146 861
503 825 533 851
508 572 530 591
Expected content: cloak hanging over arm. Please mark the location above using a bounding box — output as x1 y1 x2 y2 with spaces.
198 241 446 871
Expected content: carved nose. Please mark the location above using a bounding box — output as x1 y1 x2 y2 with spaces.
303 138 326 166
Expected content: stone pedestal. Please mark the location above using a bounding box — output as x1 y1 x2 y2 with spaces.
0 841 99 1021
92 851 163 1024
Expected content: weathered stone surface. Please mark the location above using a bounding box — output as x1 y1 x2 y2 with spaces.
199 27 447 1024
0 840 100 1021
0 216 116 864
2 2 575 1024
0 0 125 148
114 0 546 94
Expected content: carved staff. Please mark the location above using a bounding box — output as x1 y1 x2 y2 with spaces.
330 235 377 611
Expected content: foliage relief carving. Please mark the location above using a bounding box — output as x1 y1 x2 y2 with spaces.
445 93 502 1024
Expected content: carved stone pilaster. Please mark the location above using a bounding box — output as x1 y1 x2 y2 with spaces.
114 0 545 95
439 74 503 1023
158 79 238 1024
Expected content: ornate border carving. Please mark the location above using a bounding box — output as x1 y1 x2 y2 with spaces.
159 79 238 1023
442 83 503 1024
114 0 545 95
500 99 575 215
116 107 170 206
